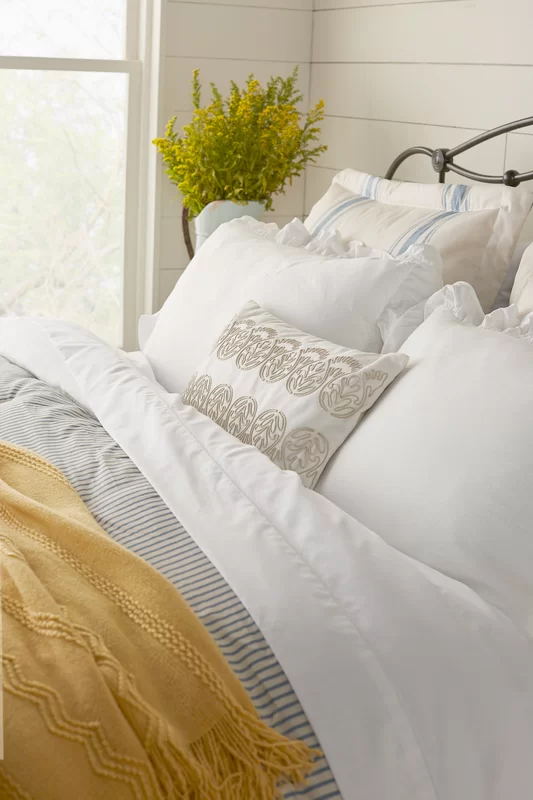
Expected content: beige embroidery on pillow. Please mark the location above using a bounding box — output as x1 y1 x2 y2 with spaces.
183 371 331 487
182 315 393 488
216 320 389 407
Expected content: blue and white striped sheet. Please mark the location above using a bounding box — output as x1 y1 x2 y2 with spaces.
309 176 472 253
0 357 341 800
441 183 472 213
390 211 457 256
305 166 533 311
308 195 371 238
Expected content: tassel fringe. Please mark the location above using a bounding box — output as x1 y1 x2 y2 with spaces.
155 712 320 799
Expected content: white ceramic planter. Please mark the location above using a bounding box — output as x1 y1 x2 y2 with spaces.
194 200 264 250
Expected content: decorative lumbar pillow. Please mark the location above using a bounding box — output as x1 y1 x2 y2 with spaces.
317 284 533 634
141 217 441 394
305 169 532 312
181 300 408 489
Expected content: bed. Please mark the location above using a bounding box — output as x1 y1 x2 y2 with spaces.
0 354 338 800
2 116 533 800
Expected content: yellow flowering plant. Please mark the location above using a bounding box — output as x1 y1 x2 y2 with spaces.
153 68 327 218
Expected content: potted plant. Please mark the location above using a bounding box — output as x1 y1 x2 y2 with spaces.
153 68 327 258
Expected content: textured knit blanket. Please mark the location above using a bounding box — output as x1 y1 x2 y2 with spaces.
0 440 316 800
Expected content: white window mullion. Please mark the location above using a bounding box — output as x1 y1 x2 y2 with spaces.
123 61 143 350
133 0 164 322
0 55 135 74
126 0 142 61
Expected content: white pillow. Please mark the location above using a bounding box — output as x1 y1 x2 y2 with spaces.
492 240 531 310
510 241 533 315
317 288 533 634
182 300 408 489
142 217 441 393
305 169 532 312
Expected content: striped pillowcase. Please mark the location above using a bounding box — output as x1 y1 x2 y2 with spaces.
305 169 533 311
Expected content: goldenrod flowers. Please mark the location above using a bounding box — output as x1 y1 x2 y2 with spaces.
153 68 327 217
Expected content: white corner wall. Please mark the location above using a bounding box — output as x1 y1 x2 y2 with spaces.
306 0 533 234
155 0 313 309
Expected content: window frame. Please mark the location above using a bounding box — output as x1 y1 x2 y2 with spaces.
0 0 160 350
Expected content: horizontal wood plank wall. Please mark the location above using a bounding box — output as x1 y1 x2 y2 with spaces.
156 0 313 309
307 0 533 237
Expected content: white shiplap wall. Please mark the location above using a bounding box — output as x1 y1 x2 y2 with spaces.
155 0 313 308
307 0 533 235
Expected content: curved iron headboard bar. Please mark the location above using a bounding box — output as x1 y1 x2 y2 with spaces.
441 163 517 185
385 147 436 183
446 116 533 159
385 115 533 187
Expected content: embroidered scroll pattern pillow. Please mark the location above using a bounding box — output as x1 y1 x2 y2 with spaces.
182 301 408 489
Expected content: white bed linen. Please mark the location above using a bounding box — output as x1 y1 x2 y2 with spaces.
142 217 441 393
318 287 533 635
510 241 533 315
2 316 533 800
305 170 532 311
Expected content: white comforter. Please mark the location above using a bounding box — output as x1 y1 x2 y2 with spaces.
2 316 533 800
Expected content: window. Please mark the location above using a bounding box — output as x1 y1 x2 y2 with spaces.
0 0 148 348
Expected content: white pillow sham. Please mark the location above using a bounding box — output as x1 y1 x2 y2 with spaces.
492 240 531 310
317 284 533 634
510 241 533 315
305 169 532 312
142 217 441 394
181 300 408 489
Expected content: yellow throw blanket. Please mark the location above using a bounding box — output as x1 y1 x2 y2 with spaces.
0 441 317 799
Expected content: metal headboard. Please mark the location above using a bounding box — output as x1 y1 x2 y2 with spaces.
385 116 533 186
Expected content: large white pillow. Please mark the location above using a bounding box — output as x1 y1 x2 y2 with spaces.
492 240 531 310
510 241 533 315
305 169 532 311
182 300 408 489
317 287 533 634
142 218 441 394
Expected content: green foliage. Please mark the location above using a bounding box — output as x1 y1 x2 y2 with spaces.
153 68 327 217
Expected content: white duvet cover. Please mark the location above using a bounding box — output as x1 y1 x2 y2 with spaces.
2 316 533 800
